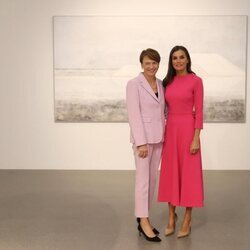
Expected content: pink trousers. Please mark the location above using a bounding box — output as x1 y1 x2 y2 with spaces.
133 143 163 217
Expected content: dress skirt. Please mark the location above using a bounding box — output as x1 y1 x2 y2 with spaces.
158 113 204 207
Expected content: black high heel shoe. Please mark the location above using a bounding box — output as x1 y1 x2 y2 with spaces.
137 224 161 242
136 218 159 235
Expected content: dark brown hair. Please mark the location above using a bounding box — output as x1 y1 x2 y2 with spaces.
139 48 161 64
162 45 194 87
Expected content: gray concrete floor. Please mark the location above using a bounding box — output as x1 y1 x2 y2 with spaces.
0 170 249 250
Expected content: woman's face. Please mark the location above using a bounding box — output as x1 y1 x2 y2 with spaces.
141 56 159 78
171 49 188 73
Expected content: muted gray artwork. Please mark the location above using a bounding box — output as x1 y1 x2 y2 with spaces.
53 16 247 122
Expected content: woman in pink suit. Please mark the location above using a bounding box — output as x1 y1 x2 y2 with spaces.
126 48 165 242
158 46 204 238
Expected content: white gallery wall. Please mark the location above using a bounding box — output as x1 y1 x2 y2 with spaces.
0 0 249 170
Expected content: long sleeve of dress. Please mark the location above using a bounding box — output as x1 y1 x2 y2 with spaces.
194 78 204 129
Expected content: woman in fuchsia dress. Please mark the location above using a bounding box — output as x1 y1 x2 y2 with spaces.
158 46 204 238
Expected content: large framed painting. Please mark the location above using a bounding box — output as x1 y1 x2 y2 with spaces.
53 15 247 122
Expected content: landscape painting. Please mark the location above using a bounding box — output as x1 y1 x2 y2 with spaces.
53 16 247 122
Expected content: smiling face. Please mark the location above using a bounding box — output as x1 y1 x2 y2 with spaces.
141 56 159 78
171 49 189 75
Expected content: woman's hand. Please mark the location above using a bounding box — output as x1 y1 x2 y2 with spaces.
190 128 201 154
137 144 148 158
190 138 200 154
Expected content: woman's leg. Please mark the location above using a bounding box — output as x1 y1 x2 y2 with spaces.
148 143 162 209
165 203 177 235
147 143 162 233
133 144 156 237
178 207 192 238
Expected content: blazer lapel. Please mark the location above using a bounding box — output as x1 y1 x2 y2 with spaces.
139 73 159 102
156 79 162 101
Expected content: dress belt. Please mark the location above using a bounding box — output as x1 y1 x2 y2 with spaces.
168 112 195 115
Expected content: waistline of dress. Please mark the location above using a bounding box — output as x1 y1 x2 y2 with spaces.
167 112 195 116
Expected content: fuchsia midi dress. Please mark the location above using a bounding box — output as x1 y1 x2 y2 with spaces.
158 73 204 207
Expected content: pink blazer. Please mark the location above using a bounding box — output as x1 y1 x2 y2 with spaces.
126 73 166 146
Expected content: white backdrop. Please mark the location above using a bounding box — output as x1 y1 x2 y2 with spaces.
0 0 249 169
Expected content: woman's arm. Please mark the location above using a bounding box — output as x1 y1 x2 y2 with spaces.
126 80 147 147
190 128 201 154
190 78 203 154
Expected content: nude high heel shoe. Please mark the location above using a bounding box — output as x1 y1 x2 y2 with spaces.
177 221 191 238
165 213 178 236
